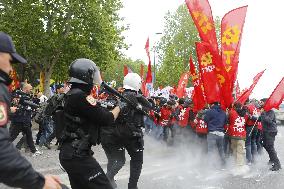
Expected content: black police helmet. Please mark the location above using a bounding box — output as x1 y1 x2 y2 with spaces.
69 58 102 86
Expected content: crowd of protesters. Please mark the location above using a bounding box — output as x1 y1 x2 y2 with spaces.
8 80 282 174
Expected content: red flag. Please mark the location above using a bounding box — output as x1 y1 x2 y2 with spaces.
263 77 284 111
235 80 240 99
236 69 265 105
123 65 133 76
145 37 152 83
221 6 248 94
140 64 147 96
140 64 144 80
170 86 177 95
196 42 221 104
176 72 190 98
8 70 20 92
185 0 219 52
189 56 206 112
123 65 128 76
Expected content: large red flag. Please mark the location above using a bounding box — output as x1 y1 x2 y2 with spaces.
176 72 190 98
221 6 248 93
8 70 20 92
236 69 265 105
196 42 221 104
185 0 218 52
145 37 152 83
263 77 284 111
189 56 206 112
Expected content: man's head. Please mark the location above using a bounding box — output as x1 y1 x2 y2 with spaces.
0 32 27 75
56 84 65 94
259 98 268 108
22 83 33 94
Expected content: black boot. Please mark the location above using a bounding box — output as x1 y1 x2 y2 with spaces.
107 175 117 189
270 161 282 171
267 160 273 165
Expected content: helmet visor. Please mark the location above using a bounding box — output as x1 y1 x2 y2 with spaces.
93 69 102 85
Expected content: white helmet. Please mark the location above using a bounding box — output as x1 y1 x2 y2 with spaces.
123 73 142 92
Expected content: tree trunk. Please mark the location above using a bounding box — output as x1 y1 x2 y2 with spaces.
43 67 53 98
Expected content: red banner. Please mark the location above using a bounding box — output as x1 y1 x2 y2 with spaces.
176 72 190 98
236 69 265 105
196 42 221 104
221 6 248 94
263 77 284 111
140 64 147 96
145 37 152 83
185 0 218 52
8 70 20 92
189 56 206 112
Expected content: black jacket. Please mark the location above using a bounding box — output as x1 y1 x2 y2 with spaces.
260 110 277 133
60 85 115 158
0 71 45 189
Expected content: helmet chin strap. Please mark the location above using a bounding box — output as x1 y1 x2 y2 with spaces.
0 69 12 86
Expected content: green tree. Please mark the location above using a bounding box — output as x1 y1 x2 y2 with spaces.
155 5 200 88
0 0 126 96
155 5 221 88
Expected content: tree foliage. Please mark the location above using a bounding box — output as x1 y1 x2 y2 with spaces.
0 0 126 96
155 5 221 88
155 5 200 88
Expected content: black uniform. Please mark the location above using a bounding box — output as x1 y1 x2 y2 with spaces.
0 71 45 188
59 84 115 189
101 89 151 189
9 92 38 153
260 110 281 170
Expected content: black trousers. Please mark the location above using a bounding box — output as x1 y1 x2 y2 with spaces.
9 122 37 153
102 137 144 189
263 131 281 166
36 121 44 145
60 155 113 189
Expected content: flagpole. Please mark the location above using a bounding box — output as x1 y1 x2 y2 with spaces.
153 32 162 88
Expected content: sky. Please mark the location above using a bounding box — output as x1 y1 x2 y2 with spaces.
119 0 284 99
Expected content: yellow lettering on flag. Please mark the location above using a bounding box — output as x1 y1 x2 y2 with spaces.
222 25 240 45
201 52 213 67
217 74 225 86
223 51 235 65
191 73 199 81
193 11 212 34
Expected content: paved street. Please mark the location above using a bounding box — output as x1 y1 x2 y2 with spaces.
1 127 284 189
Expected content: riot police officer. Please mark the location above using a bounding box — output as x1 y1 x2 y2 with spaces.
0 32 62 189
101 73 151 189
59 58 121 189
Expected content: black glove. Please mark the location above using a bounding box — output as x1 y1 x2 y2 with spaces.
118 101 127 110
61 184 70 189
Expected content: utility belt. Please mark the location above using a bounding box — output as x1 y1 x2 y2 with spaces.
59 113 95 157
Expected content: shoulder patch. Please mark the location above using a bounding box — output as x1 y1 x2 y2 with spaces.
86 95 97 106
0 102 8 126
